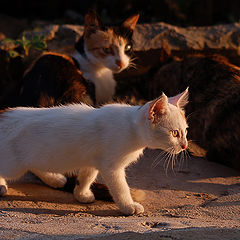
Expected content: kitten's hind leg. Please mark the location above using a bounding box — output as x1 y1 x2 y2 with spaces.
31 170 67 188
0 177 8 197
74 167 98 203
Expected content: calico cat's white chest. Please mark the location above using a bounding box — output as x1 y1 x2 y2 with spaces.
72 52 117 104
87 69 116 104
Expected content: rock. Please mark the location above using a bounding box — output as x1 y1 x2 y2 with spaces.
2 21 240 71
15 21 239 58
13 21 239 80
133 22 240 51
47 25 83 54
23 25 83 55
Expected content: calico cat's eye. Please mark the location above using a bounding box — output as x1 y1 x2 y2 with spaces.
103 47 112 54
171 130 180 138
125 44 132 52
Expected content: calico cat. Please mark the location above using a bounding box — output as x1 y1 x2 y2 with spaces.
20 11 139 107
0 89 188 215
17 11 139 190
73 11 139 104
153 55 240 170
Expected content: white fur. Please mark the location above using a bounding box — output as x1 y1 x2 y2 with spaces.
31 169 67 188
0 178 7 196
0 91 188 215
72 50 116 104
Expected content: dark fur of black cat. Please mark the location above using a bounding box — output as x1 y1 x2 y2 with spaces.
0 50 24 109
20 52 95 107
153 55 240 170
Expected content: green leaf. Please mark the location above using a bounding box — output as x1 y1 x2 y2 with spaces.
31 35 47 51
23 46 30 56
33 41 47 51
15 36 31 48
3 34 47 59
2 38 15 44
32 35 45 42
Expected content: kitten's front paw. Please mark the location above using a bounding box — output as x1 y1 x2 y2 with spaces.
74 186 95 203
120 202 144 215
0 185 8 197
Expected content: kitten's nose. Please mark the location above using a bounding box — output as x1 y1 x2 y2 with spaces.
115 60 124 69
181 144 187 150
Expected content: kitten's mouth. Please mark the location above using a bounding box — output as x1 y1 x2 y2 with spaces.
112 66 125 73
176 148 187 154
167 148 185 155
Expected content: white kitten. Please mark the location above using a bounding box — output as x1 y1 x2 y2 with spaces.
21 11 139 190
0 89 188 215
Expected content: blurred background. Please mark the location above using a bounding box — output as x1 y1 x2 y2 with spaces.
1 0 240 28
1 0 240 170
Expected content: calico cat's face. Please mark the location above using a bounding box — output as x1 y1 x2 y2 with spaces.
141 89 189 154
81 12 139 73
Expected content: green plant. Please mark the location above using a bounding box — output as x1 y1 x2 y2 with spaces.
2 35 47 59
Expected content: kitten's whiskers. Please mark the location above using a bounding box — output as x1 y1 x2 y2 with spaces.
154 148 190 176
164 148 175 176
151 150 169 168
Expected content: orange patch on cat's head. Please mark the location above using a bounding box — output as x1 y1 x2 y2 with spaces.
85 30 109 50
85 28 127 58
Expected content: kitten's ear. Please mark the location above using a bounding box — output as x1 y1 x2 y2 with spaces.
122 14 140 31
148 93 168 123
168 88 189 110
84 10 103 37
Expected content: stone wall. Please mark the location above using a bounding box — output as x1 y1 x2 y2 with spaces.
1 21 240 104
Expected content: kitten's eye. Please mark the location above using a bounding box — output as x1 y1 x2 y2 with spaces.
171 130 180 138
103 47 112 54
125 44 132 52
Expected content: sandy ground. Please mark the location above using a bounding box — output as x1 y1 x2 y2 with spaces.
0 149 240 240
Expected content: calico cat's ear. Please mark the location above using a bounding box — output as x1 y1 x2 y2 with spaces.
84 10 103 37
122 14 140 31
148 93 168 123
168 88 189 110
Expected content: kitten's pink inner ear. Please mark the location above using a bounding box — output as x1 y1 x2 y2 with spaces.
168 88 189 109
122 14 140 31
148 94 168 122
168 95 179 107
